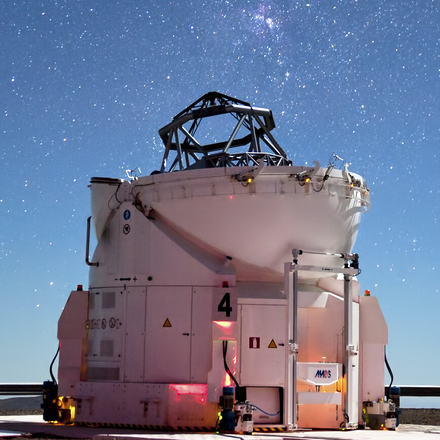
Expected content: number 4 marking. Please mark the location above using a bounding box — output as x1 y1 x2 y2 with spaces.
218 292 233 317
213 288 237 321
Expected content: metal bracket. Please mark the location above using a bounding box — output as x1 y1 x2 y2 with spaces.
295 265 359 276
346 345 358 356
286 422 298 431
289 341 298 355
85 217 99 267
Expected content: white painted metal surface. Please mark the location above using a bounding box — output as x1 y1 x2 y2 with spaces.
90 165 369 279
144 286 192 383
240 303 287 385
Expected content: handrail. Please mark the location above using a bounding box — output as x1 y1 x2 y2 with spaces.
85 216 99 267
1 383 440 398
385 385 440 397
0 384 44 395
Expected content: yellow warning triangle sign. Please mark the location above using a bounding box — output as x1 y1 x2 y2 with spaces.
268 339 277 348
163 318 172 327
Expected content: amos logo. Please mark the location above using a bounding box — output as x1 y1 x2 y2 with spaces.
315 369 332 379
302 363 339 385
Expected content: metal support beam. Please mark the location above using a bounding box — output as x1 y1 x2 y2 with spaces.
285 249 360 430
343 253 359 428
285 257 298 431
344 267 357 428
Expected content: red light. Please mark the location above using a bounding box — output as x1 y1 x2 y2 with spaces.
169 384 208 403
169 384 207 395
222 371 232 387
229 195 233 199
213 321 234 330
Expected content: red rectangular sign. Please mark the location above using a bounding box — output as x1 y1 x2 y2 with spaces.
249 337 260 349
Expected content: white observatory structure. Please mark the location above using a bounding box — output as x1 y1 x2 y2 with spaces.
51 92 393 431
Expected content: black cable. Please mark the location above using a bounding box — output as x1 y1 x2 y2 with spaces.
384 346 394 400
107 183 123 210
339 412 349 428
222 341 240 390
114 183 124 204
222 341 239 388
312 181 325 193
50 343 60 385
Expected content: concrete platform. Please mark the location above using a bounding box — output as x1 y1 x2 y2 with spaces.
1 416 440 440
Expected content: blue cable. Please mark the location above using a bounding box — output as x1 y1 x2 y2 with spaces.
249 403 280 416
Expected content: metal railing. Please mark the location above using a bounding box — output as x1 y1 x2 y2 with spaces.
1 383 440 397
0 384 44 396
385 386 440 397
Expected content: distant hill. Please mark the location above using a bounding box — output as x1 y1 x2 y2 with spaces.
0 396 42 411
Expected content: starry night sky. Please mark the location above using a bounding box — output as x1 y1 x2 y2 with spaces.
1 1 440 390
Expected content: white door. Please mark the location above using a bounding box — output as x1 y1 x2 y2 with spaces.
144 286 192 382
240 304 286 386
124 287 146 382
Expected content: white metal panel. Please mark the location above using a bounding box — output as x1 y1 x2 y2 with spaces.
361 343 386 402
167 385 218 427
104 210 119 276
359 296 388 344
297 295 344 363
246 387 281 424
86 288 124 381
318 276 361 301
117 203 136 276
297 403 343 429
124 287 146 382
90 179 122 241
298 291 329 308
298 392 342 405
191 287 213 383
148 215 230 287
75 381 168 425
57 290 88 396
144 286 192 382
240 304 286 386
136 168 366 276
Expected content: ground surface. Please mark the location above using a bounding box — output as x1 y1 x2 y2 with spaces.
1 414 440 440
1 399 440 440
